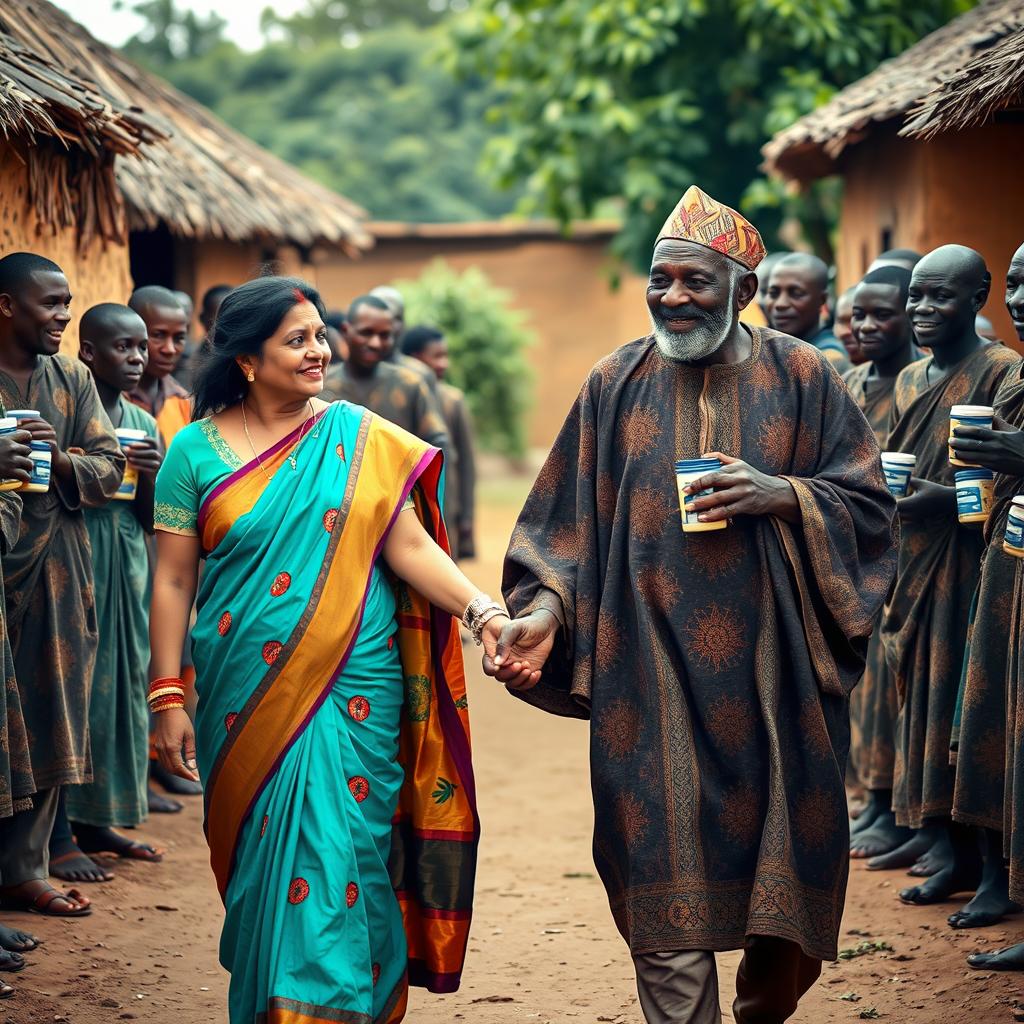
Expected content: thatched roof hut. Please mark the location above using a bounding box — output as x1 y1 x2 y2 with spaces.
761 0 1024 348
763 0 1024 181
0 0 371 254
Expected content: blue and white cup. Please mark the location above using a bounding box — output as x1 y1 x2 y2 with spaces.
955 468 994 524
881 452 916 497
23 440 51 493
674 457 727 533
1004 496 1024 559
949 404 994 467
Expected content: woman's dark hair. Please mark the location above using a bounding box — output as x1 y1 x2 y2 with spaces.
191 276 327 418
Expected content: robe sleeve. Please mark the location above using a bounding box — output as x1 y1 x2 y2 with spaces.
56 365 125 512
501 375 600 719
776 369 899 696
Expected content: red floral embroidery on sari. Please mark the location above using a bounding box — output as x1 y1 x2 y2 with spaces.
348 776 370 802
262 641 282 665
323 508 338 533
225 712 238 732
270 572 291 597
260 815 268 838
287 878 309 905
387 635 395 651
347 696 370 721
217 611 232 636
346 882 359 907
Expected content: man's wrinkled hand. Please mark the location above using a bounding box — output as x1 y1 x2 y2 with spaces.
684 451 799 523
482 609 558 691
0 429 33 483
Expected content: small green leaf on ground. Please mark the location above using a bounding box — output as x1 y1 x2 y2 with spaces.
840 992 861 1002
838 941 894 960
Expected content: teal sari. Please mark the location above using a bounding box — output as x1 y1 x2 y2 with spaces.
154 402 478 1024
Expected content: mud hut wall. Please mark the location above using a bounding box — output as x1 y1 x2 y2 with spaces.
836 124 1024 352
314 235 650 449
0 146 132 355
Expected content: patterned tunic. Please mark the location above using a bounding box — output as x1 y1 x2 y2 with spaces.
882 344 1021 828
503 328 898 961
952 363 1024 835
0 356 124 790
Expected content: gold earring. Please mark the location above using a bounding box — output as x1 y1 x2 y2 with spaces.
246 370 255 383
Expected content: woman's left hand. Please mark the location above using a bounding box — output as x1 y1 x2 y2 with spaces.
480 615 539 689
951 418 1024 476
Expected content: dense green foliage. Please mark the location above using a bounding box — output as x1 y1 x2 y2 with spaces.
448 0 975 267
397 261 534 457
120 0 519 222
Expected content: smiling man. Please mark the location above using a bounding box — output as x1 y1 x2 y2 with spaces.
0 252 124 921
321 295 450 456
127 286 191 449
880 245 1021 914
487 187 898 1024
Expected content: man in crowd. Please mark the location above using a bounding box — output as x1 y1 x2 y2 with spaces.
487 186 898 1023
766 253 852 373
0 253 123 917
844 266 922 867
175 283 231 391
127 286 191 449
322 295 450 456
369 284 440 386
832 287 862 366
403 325 477 559
869 248 923 275
0 418 39 993
881 245 1020 910
945 240 1024 940
57 304 165 871
169 290 195 388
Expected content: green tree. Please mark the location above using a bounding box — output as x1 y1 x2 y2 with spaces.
119 2 520 223
117 0 226 62
259 0 465 42
397 261 533 458
448 0 975 268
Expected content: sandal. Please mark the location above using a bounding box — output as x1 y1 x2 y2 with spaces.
0 882 92 917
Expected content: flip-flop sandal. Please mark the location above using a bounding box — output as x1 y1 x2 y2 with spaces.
967 948 1024 971
0 885 92 917
0 950 25 974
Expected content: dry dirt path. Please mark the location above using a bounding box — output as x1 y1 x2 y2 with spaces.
8 476 1024 1023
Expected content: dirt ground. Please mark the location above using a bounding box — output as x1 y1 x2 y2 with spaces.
8 474 1024 1024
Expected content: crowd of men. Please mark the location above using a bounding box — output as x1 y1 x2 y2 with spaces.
760 240 1024 975
0 254 476 998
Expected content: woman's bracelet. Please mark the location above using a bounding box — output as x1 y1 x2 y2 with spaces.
148 676 186 713
462 594 508 646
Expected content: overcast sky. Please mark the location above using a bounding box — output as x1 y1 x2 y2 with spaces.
68 0 309 50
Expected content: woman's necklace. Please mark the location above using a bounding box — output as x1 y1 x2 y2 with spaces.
241 399 318 480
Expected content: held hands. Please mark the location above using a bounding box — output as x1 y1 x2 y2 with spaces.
481 608 559 691
124 437 164 477
154 708 200 783
684 451 799 524
950 418 1024 476
897 477 956 520
17 417 71 477
0 428 33 483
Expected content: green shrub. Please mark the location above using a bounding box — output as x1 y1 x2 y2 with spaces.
397 260 534 458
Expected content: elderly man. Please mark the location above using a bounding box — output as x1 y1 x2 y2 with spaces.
487 187 898 1023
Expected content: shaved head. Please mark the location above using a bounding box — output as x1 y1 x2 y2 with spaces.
129 285 183 317
907 244 991 352
79 303 146 343
913 244 989 291
772 252 829 291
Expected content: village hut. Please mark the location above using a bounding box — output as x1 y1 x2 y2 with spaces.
0 0 370 349
763 0 1024 346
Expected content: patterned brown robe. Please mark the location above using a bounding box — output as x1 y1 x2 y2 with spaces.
952 363 1024 833
882 344 1021 829
439 382 476 559
0 491 33 817
503 328 898 961
844 362 903 791
1007 550 1024 904
0 355 124 790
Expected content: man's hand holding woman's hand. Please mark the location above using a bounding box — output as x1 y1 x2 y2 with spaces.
481 608 559 691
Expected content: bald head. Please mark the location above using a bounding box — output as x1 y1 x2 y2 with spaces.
80 303 146 344
1006 241 1024 343
78 303 149 392
765 253 830 340
907 244 990 352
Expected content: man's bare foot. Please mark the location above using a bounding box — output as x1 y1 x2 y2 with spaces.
0 924 38 952
907 831 953 876
148 786 183 814
867 825 941 871
48 838 114 884
967 943 1024 971
851 792 884 835
850 812 913 858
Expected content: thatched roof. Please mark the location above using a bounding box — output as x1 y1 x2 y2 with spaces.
763 0 1024 181
0 1 370 252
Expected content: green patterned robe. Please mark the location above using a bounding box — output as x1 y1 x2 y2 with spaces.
66 399 156 826
0 355 124 790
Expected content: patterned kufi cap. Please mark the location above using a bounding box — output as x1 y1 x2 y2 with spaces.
657 185 766 271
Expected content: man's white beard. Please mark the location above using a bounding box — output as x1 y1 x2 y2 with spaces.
650 275 737 363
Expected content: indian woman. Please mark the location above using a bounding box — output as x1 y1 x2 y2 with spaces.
149 277 538 1023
